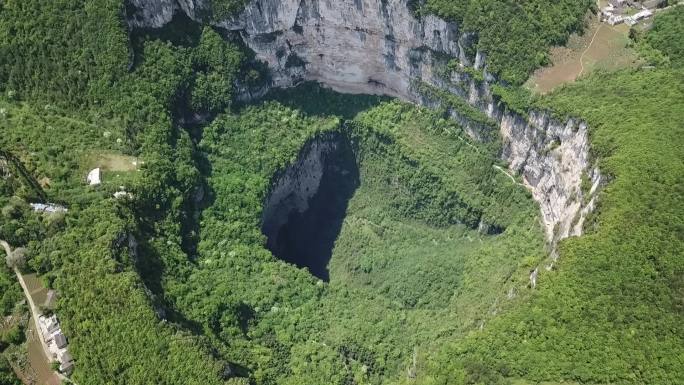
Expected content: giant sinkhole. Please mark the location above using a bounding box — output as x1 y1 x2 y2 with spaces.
260 132 359 281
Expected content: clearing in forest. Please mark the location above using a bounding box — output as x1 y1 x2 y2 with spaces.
525 17 640 94
86 153 139 172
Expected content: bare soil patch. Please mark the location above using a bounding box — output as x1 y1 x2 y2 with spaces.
87 152 139 172
526 17 640 94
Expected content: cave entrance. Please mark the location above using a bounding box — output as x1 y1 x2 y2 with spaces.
261 132 359 281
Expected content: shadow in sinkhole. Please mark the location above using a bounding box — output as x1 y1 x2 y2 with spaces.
261 133 359 281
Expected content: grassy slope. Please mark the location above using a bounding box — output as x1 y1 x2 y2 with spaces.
417 68 684 385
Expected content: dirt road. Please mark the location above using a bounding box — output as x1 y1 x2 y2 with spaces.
1 239 63 385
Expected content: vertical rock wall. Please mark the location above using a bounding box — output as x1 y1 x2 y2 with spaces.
261 132 346 252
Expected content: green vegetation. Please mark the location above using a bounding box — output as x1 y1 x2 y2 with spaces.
421 0 594 84
415 82 498 140
140 99 545 385
632 6 684 67
490 84 536 116
209 0 250 21
413 46 684 385
0 356 20 385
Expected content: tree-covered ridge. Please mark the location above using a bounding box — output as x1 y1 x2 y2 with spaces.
0 1 252 383
415 61 684 385
0 97 239 384
0 0 129 107
421 0 594 84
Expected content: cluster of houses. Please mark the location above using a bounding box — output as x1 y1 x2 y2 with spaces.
600 0 665 25
37 314 74 375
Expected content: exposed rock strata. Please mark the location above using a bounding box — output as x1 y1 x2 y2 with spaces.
126 0 601 245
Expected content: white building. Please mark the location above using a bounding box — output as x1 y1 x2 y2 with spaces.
608 14 625 25
87 167 101 186
625 9 653 25
38 314 74 375
30 203 67 213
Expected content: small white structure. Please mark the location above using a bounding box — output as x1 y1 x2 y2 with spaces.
30 203 67 213
86 167 101 186
113 186 133 199
529 268 539 289
113 191 133 199
608 14 625 25
40 315 60 338
625 9 653 25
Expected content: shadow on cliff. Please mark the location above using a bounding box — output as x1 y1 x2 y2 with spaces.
263 134 359 281
256 81 391 120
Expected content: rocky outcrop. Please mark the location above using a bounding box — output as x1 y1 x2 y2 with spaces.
126 0 601 246
499 111 601 245
126 0 176 28
423 73 602 246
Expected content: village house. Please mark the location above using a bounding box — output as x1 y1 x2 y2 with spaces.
29 203 67 213
600 0 659 26
38 314 74 375
58 351 74 375
626 9 654 25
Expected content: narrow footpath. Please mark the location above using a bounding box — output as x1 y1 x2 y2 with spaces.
493 165 526 188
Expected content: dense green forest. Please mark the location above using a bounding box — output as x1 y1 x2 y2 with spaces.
0 0 682 384
420 0 594 83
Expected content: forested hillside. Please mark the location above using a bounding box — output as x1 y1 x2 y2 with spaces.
415 9 684 384
421 0 594 83
0 1 250 383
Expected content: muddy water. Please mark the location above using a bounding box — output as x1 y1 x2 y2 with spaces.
26 318 60 385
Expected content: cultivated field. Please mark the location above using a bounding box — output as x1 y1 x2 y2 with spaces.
525 17 641 94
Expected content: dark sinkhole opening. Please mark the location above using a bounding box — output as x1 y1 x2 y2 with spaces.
261 132 359 281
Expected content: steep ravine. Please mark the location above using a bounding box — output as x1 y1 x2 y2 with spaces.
127 0 601 249
260 132 359 281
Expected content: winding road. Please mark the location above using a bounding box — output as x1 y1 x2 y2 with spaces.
1 239 66 385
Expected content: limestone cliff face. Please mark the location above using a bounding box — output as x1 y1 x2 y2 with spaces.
221 0 462 98
127 0 463 97
127 0 601 245
498 112 601 246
